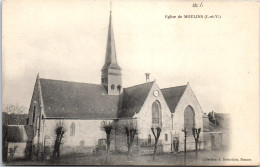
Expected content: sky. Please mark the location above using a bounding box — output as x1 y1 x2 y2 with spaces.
2 0 260 162
2 0 259 115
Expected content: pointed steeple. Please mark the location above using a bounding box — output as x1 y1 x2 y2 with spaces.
101 10 123 95
102 11 121 71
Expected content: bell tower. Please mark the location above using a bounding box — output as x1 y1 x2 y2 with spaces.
101 11 122 95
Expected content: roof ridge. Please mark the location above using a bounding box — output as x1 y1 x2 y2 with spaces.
39 78 101 86
161 84 187 91
124 81 154 89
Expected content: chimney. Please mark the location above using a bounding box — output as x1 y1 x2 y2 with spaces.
145 73 150 83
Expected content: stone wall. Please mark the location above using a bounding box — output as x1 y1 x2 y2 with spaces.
40 119 109 157
132 82 173 153
171 84 204 151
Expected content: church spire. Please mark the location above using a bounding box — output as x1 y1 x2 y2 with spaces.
102 11 121 71
101 9 122 95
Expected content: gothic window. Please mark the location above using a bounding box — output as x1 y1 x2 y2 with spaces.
70 123 75 136
165 133 168 141
117 85 121 92
184 106 195 136
152 101 161 125
111 84 115 90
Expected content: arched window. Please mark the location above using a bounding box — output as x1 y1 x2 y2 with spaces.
148 134 151 146
165 133 168 141
70 123 75 136
111 84 115 90
152 101 161 125
184 106 195 136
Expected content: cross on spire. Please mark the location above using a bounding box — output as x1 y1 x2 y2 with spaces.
110 0 112 13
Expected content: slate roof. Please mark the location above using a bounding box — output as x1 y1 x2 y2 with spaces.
7 125 28 142
118 82 155 118
161 85 187 113
39 78 187 119
40 78 121 119
2 112 28 125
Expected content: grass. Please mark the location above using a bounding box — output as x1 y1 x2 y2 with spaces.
5 149 229 166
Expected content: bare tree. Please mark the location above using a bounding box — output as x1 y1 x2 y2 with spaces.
192 128 201 158
52 121 66 160
3 103 28 114
125 119 138 157
182 128 188 165
101 120 113 163
151 127 161 160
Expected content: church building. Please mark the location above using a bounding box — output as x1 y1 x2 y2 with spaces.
27 11 204 158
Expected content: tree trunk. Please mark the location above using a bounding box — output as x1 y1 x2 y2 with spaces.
153 140 158 160
57 144 60 159
105 132 111 163
52 130 64 159
151 127 161 161
127 144 131 157
195 139 198 158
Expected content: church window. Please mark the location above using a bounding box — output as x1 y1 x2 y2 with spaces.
70 123 75 136
152 101 161 125
184 106 195 136
165 133 168 141
111 84 115 90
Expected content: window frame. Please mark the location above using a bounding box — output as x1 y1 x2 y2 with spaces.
152 101 161 126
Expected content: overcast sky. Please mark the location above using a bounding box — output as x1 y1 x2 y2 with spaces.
2 0 258 116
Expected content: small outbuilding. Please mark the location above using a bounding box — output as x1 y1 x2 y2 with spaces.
5 125 28 161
